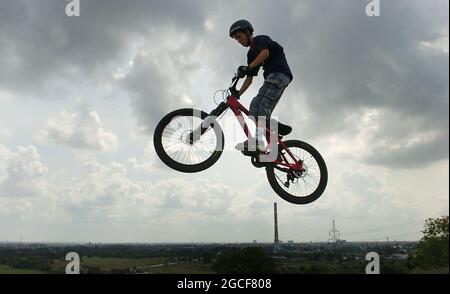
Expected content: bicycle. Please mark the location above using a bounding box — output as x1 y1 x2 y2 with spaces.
153 73 328 204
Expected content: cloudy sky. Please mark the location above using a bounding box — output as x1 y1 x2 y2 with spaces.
0 0 448 243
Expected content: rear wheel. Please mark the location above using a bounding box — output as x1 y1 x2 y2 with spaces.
153 108 224 173
266 140 328 204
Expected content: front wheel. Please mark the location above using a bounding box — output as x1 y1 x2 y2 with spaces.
266 140 328 204
153 108 224 173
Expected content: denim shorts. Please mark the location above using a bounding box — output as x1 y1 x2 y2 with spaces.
249 72 291 120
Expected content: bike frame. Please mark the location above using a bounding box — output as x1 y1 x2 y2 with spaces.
224 89 303 172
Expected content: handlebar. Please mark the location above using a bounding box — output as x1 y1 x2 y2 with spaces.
229 73 242 98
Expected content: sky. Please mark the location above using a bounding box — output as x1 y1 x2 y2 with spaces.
0 0 448 243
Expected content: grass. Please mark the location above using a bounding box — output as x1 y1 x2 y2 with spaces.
410 267 449 274
0 264 46 274
144 261 215 274
52 256 163 273
51 257 214 274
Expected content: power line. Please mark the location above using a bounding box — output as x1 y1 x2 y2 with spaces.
343 220 424 237
310 219 426 242
362 230 423 242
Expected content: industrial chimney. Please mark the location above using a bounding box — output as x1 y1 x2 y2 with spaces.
274 202 279 244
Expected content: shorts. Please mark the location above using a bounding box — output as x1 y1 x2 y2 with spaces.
249 72 291 120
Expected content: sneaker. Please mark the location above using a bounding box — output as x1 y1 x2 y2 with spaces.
235 140 265 153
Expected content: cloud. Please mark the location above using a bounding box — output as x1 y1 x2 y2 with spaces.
119 29 214 133
118 0 449 168
1 0 448 170
59 160 149 223
47 159 280 242
0 127 11 140
127 142 165 172
0 145 48 198
364 126 449 168
0 1 448 242
0 89 15 103
0 142 445 242
37 106 119 152
0 198 33 221
0 0 209 98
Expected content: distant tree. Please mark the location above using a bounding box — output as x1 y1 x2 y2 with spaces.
202 254 212 264
304 262 332 274
411 216 449 269
381 261 409 274
212 247 276 274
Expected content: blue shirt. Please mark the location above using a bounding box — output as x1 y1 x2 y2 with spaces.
247 35 293 82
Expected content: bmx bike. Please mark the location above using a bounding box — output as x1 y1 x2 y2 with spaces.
153 73 328 204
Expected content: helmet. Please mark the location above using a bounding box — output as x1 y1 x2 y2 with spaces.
229 19 254 38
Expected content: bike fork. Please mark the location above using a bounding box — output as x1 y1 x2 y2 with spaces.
189 103 227 143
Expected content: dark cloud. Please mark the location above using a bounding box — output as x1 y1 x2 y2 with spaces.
0 0 208 97
1 0 448 169
365 128 449 168
274 0 449 168
201 0 449 168
121 56 170 131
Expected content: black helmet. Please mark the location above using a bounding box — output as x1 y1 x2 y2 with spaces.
229 19 254 38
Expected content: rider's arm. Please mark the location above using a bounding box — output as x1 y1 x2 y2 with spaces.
239 76 253 96
249 49 269 68
239 48 269 96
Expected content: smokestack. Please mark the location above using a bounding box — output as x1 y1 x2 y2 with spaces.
274 202 279 244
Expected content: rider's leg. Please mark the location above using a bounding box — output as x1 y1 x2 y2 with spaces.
236 73 290 152
235 114 266 152
252 78 288 135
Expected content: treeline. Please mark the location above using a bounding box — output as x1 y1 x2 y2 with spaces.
210 247 413 274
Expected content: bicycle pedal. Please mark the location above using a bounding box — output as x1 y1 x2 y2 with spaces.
250 155 274 168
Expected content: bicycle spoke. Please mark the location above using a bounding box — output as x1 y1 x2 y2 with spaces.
160 114 219 166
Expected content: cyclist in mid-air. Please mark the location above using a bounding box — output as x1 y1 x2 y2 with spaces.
230 19 293 153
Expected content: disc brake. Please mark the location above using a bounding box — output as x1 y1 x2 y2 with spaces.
279 170 303 188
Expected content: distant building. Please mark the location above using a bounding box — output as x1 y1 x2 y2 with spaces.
287 240 294 244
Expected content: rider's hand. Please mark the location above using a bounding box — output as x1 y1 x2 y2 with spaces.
237 65 252 78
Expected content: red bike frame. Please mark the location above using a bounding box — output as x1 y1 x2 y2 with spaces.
225 94 303 172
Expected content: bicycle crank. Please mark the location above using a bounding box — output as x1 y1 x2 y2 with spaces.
250 151 284 168
283 170 304 188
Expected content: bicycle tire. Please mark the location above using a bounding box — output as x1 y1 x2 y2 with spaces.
153 108 224 173
266 140 328 204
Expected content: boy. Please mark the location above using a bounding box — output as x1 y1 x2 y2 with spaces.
229 19 293 153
